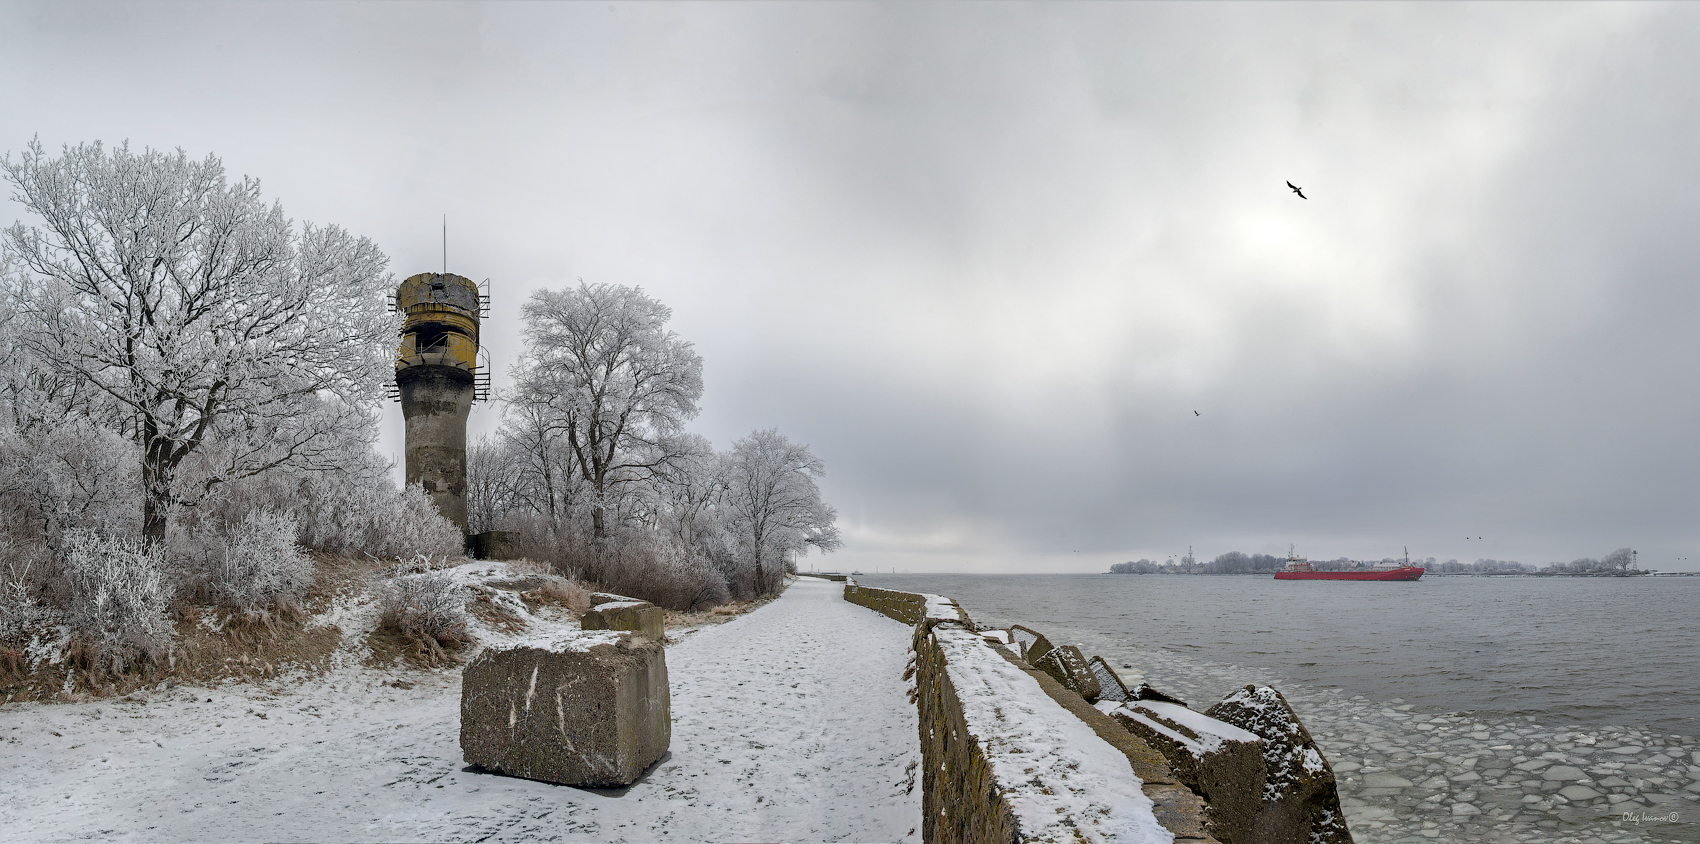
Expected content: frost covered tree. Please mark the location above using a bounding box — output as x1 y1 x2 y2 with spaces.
498 399 584 528
651 434 727 558
1 140 398 543
1603 547 1635 573
723 429 841 596
465 434 529 534
512 282 703 539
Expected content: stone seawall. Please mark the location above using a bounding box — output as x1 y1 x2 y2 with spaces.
842 583 929 624
844 579 1352 844
847 580 1217 843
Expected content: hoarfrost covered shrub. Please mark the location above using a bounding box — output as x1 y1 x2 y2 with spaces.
558 529 728 612
301 478 463 562
211 510 313 613
378 567 470 659
0 559 60 676
0 417 140 542
59 529 172 675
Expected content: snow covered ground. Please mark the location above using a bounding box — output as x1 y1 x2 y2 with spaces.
0 577 922 842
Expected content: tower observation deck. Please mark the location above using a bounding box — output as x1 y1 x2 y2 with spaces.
393 272 489 531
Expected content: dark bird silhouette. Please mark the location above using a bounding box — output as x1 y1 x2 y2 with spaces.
1194 410 1201 416
1287 181 1306 199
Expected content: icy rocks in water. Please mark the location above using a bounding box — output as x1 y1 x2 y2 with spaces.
581 600 665 642
1088 655 1130 702
460 631 670 787
1540 765 1586 781
1032 644 1101 702
1109 699 1267 844
1205 684 1353 844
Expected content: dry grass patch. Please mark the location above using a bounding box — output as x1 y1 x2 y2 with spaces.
0 552 386 704
661 591 782 635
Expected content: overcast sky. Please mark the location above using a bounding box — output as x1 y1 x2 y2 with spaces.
5 1 1700 572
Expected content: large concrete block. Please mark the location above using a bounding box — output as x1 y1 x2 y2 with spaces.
1206 684 1353 844
1032 644 1101 702
1111 699 1266 844
460 632 670 787
582 601 665 642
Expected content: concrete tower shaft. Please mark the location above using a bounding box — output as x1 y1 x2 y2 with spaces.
395 272 482 531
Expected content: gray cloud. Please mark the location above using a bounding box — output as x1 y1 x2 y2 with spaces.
4 2 1696 571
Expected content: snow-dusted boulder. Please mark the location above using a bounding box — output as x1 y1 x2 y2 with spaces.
1033 644 1102 702
581 600 664 642
460 631 670 787
1107 699 1266 844
1205 684 1352 844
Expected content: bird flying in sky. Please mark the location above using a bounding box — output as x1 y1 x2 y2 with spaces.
1287 181 1306 199
1194 410 1201 416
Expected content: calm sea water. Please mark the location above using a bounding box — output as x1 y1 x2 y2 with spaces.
852 573 1700 736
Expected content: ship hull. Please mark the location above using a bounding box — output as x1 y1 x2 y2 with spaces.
1274 567 1424 581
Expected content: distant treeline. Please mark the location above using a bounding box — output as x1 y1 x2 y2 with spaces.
1110 548 1637 575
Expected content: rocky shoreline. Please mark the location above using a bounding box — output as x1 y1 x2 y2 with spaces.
1128 648 1700 844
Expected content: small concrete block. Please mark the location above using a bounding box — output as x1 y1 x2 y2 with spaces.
1088 655 1130 702
460 632 670 787
1033 644 1102 702
1007 624 1054 664
582 601 665 642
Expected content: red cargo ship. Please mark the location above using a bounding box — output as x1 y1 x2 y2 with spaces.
1273 548 1424 581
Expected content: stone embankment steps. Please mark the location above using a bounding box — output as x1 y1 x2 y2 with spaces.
0 576 923 842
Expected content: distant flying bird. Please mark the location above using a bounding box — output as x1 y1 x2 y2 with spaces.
1194 410 1201 416
1287 181 1306 199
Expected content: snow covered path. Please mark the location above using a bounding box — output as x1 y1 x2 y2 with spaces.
0 577 922 842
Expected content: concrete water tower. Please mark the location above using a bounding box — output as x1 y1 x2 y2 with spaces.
394 272 490 531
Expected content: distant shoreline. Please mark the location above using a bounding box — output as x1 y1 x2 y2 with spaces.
1102 570 1693 577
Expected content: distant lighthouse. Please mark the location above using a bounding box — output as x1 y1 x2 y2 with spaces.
394 272 488 531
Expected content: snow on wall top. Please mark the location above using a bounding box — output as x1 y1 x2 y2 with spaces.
932 624 1173 844
591 601 652 612
922 593 963 623
482 630 628 655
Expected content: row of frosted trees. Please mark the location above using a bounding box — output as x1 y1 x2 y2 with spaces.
466 282 841 610
1113 550 1635 575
